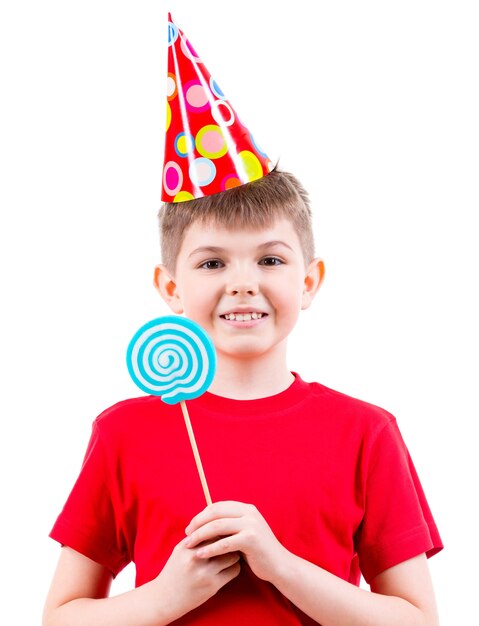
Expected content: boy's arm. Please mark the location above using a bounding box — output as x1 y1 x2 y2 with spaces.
186 501 440 626
42 547 164 626
271 551 439 626
43 541 241 626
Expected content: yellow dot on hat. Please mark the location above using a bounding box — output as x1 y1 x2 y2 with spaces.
177 135 188 154
196 125 227 159
174 190 195 202
166 102 172 131
238 150 263 182
175 132 195 158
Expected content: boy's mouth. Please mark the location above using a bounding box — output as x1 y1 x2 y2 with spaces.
220 312 267 322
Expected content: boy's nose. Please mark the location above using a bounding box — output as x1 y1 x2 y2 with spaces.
225 275 259 297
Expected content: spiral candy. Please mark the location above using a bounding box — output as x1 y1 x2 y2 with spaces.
126 316 217 404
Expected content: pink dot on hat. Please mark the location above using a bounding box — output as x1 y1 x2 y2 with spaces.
163 161 183 195
184 81 210 112
196 125 227 159
181 37 201 61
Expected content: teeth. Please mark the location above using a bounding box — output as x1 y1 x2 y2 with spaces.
224 312 263 321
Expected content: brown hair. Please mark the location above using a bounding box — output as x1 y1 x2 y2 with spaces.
158 169 315 272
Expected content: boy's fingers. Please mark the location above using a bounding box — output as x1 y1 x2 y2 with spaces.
185 501 249 535
211 551 242 571
184 518 241 549
195 535 240 559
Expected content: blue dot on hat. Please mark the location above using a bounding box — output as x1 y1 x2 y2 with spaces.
168 22 178 46
175 132 195 158
250 133 268 159
210 78 226 100
189 158 216 187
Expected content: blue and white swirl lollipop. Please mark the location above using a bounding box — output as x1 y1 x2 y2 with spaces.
126 315 216 404
127 315 216 504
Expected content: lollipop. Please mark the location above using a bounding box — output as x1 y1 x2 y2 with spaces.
127 315 216 505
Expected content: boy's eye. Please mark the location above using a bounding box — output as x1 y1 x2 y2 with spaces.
259 256 283 266
199 259 224 270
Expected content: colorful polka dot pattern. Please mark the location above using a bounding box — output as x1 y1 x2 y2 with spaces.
162 13 273 203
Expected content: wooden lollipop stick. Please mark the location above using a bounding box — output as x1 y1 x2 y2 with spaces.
180 400 212 506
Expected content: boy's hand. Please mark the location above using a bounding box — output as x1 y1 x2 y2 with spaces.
153 534 241 620
184 501 288 583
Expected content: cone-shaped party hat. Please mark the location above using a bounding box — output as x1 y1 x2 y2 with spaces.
162 13 273 203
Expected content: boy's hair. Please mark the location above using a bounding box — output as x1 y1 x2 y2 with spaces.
158 168 315 272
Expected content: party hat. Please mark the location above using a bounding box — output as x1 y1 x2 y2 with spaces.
162 13 273 203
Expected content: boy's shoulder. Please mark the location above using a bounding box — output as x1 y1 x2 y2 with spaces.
305 378 397 434
98 393 159 414
93 394 167 433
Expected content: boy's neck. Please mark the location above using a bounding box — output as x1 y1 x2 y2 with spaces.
208 346 294 400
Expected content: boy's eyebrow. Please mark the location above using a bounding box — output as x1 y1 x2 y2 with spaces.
188 246 226 258
188 241 294 258
258 240 294 252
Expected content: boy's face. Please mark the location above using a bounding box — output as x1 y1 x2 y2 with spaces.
155 218 324 362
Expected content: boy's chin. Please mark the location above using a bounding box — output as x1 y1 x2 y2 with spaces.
217 338 284 361
217 343 269 359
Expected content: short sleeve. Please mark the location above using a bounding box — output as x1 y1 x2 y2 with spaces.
356 418 443 583
49 421 130 576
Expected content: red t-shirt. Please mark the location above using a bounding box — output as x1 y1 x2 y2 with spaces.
50 374 442 624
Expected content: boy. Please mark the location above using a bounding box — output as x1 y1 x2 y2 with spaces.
44 15 442 626
44 170 442 626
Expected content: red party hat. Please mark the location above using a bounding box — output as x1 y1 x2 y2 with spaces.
162 13 273 203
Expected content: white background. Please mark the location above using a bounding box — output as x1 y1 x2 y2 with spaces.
1 1 478 623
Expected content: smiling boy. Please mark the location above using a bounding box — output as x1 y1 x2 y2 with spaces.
44 170 442 626
44 14 442 626
156 218 321 399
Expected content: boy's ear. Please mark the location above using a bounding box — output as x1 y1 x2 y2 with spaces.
301 258 325 310
153 265 184 314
